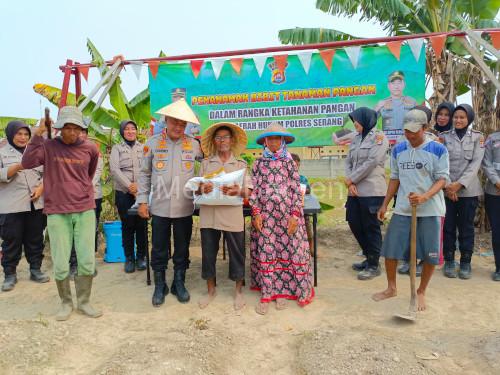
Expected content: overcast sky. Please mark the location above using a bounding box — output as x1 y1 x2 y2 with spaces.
0 0 391 119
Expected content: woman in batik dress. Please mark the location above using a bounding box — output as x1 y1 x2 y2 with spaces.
250 122 314 315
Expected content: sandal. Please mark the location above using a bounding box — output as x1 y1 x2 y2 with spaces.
255 302 269 315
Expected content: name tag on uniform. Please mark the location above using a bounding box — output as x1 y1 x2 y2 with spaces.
181 151 194 161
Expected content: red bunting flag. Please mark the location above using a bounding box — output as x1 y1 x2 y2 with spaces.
429 35 447 58
190 60 204 78
490 31 500 50
78 66 89 81
386 41 402 60
274 54 288 71
230 58 244 75
148 61 160 78
319 49 335 71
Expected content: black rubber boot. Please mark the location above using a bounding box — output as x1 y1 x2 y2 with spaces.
30 269 50 283
458 262 472 280
357 265 381 280
152 271 168 307
351 260 367 271
492 270 500 282
171 270 190 303
124 257 135 273
1 274 17 292
398 261 410 275
443 261 457 278
136 257 147 271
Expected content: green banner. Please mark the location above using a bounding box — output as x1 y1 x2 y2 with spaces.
149 45 425 147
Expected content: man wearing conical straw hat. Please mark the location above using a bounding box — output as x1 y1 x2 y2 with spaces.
196 122 252 310
137 98 203 307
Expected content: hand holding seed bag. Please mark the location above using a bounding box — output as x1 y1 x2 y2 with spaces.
185 168 244 206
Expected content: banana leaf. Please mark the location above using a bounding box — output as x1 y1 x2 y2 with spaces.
86 39 131 119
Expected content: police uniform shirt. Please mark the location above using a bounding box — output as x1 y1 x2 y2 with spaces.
109 141 144 193
482 131 500 195
0 143 43 213
345 130 389 197
440 128 485 197
379 96 417 131
137 133 202 218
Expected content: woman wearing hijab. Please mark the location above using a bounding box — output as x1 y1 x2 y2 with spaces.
440 104 485 279
345 108 389 280
109 120 147 273
0 121 49 291
434 102 455 134
250 122 314 315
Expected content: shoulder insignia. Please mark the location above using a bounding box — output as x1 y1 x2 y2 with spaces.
375 134 384 145
480 135 485 148
143 145 150 156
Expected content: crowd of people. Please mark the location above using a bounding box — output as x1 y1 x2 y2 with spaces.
0 97 499 319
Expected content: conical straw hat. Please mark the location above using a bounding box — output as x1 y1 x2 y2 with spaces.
201 122 248 157
155 98 200 125
255 122 295 145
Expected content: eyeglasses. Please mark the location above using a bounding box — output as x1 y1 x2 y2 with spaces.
214 135 232 142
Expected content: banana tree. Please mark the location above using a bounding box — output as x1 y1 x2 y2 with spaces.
278 0 500 132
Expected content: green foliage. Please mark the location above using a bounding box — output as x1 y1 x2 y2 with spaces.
240 153 256 169
0 116 37 137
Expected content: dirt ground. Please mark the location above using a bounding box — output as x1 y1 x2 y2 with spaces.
0 224 499 375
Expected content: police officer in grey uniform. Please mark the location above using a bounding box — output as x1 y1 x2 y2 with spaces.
345 107 389 280
440 104 485 279
482 131 500 281
374 71 417 141
138 99 203 307
0 121 49 291
110 120 148 273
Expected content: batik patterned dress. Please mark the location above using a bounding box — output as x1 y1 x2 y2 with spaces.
250 156 314 306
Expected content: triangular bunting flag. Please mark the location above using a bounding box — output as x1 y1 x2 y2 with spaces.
319 49 335 71
190 60 204 78
344 46 361 69
130 62 143 80
407 38 424 61
78 66 89 81
490 31 500 50
148 61 160 79
253 56 267 77
430 34 447 58
297 52 312 74
230 58 244 75
274 55 288 71
386 41 402 60
210 59 225 80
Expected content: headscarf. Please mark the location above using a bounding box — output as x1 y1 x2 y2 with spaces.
434 102 455 133
453 104 475 140
119 120 137 147
262 137 292 161
5 120 31 153
348 107 377 140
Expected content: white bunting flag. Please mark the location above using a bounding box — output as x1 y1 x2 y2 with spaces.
297 52 312 74
345 46 361 69
130 61 143 80
210 59 225 80
407 38 424 62
253 56 268 77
